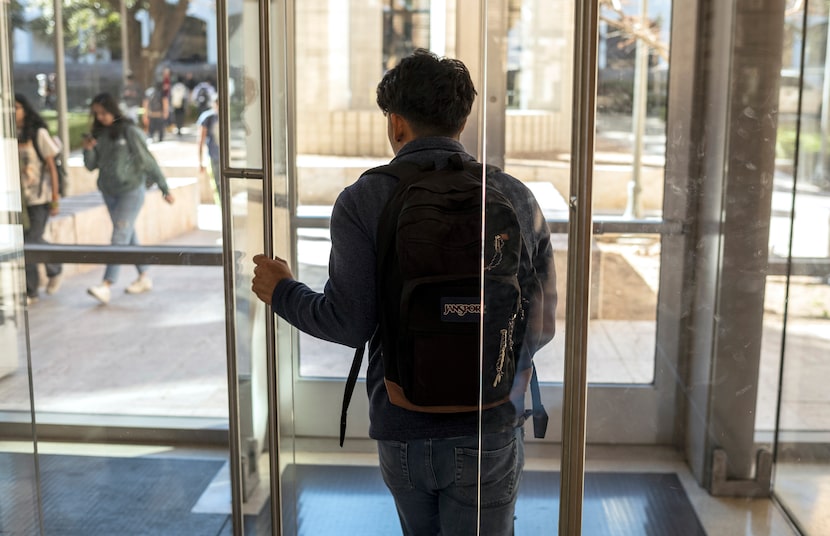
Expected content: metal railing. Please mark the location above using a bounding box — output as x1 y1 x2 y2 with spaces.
22 244 223 266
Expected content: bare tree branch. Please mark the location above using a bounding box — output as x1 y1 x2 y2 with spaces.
599 0 669 62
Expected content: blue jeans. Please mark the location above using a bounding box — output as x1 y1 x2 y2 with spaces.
209 156 221 200
23 203 62 297
377 428 524 536
102 186 147 283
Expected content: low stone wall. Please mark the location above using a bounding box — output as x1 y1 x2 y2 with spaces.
505 158 665 215
43 177 201 278
65 154 215 203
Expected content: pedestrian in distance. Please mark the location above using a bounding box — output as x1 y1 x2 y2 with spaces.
191 79 216 115
196 94 221 202
251 49 557 535
143 81 168 143
170 75 189 137
82 92 175 305
15 93 63 305
121 72 143 123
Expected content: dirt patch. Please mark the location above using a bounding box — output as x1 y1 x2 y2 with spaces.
765 276 830 319
598 251 658 320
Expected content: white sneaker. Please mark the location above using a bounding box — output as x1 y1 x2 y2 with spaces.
26 295 38 306
125 275 153 294
87 284 111 304
46 274 63 295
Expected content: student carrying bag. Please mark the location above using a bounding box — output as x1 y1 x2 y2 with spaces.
33 131 68 197
340 153 548 445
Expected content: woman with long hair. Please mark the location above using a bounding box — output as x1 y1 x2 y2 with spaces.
15 93 63 304
83 92 175 305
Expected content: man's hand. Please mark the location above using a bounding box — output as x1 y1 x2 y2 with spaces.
252 254 294 305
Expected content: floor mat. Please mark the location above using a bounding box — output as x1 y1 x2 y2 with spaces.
0 453 227 536
2 455 706 535
281 464 706 535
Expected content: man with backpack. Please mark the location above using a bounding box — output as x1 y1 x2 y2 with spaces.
143 82 168 142
252 49 556 535
169 75 189 136
191 80 216 115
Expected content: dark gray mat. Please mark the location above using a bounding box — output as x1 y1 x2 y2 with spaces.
0 453 227 536
3 455 706 535
280 464 706 535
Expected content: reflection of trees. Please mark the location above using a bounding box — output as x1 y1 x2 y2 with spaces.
599 0 667 61
8 1 26 32
26 0 191 89
382 1 430 73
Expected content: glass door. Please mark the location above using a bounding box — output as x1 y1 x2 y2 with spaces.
229 0 677 534
217 0 294 534
223 1 819 535
282 0 677 446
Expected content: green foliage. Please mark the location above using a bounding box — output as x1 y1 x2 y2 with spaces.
28 0 130 60
776 127 823 159
9 1 26 31
41 109 92 151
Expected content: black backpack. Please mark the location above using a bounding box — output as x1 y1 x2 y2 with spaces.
33 132 68 197
339 154 547 445
149 89 164 113
196 87 210 107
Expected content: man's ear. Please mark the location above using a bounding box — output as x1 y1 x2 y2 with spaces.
389 112 408 143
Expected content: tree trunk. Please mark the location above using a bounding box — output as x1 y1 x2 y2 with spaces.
124 0 191 91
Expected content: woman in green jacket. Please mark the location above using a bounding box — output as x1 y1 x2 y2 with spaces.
83 92 175 304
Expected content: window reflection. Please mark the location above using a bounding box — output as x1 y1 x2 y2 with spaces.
383 0 431 72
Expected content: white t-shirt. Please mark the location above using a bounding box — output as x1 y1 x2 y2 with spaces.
19 128 59 205
171 82 188 108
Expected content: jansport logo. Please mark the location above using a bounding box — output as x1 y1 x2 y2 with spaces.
441 297 480 322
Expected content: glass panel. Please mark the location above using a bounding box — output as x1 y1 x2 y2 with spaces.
270 1 298 528
488 1 570 532
5 2 234 533
6 0 229 421
1 0 40 528
771 3 830 534
227 176 274 533
227 0 264 169
292 1 422 376
222 0 276 531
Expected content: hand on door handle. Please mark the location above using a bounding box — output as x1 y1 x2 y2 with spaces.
252 253 294 305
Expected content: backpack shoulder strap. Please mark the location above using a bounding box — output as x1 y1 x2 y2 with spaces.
529 365 548 438
340 159 436 447
372 159 436 279
360 159 432 187
340 345 365 447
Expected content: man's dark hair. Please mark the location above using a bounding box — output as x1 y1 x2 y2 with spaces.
376 48 477 137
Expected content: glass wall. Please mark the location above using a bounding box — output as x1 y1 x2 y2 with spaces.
2 0 228 423
769 3 830 535
0 0 40 531
3 1 233 534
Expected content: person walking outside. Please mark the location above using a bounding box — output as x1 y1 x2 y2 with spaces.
143 81 168 143
121 72 143 123
196 94 221 202
170 75 189 136
251 50 556 535
15 93 63 304
82 92 175 305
